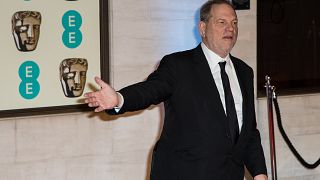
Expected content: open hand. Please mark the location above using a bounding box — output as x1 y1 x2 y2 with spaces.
84 77 119 112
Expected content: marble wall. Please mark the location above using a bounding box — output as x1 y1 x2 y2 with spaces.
0 0 319 179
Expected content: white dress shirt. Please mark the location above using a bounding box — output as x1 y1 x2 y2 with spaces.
201 43 243 132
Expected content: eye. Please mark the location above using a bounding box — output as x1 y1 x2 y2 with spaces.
33 25 40 31
18 26 28 32
80 71 86 76
68 73 75 78
233 21 238 25
64 72 75 79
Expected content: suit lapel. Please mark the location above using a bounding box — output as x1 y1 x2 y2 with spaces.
230 56 249 146
192 45 228 127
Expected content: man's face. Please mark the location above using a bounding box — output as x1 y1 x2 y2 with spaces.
60 59 88 97
199 4 238 58
12 12 41 51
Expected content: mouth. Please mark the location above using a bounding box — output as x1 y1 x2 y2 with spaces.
71 86 82 91
223 35 233 40
24 40 35 44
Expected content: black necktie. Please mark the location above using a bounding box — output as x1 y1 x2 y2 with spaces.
219 61 239 145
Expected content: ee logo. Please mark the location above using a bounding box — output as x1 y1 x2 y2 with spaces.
62 10 83 48
19 61 40 99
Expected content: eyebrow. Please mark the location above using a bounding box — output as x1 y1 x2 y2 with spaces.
215 17 238 22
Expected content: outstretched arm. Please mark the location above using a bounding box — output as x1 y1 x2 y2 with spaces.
85 55 176 114
84 77 121 112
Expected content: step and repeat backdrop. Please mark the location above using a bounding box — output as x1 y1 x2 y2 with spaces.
0 0 106 117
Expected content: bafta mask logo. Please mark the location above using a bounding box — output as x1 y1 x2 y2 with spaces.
60 58 88 98
12 11 41 52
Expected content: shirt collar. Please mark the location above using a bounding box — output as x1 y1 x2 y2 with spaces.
201 42 231 67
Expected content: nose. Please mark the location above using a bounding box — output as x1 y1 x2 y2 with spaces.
74 72 80 84
226 23 235 31
74 72 82 89
27 26 34 38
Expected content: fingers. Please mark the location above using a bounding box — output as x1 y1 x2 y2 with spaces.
94 76 108 88
95 106 105 112
85 97 105 112
88 102 99 107
84 92 95 98
83 76 114 113
84 96 96 103
84 91 99 107
84 93 106 112
87 101 105 112
84 96 102 108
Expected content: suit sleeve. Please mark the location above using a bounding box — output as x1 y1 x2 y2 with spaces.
107 55 177 115
244 68 268 177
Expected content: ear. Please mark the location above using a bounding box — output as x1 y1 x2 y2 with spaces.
198 21 206 37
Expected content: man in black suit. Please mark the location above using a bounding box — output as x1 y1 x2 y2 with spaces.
84 0 268 179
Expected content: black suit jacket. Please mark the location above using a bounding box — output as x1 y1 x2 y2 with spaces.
110 44 267 180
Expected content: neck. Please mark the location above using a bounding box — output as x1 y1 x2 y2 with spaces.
202 42 229 58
